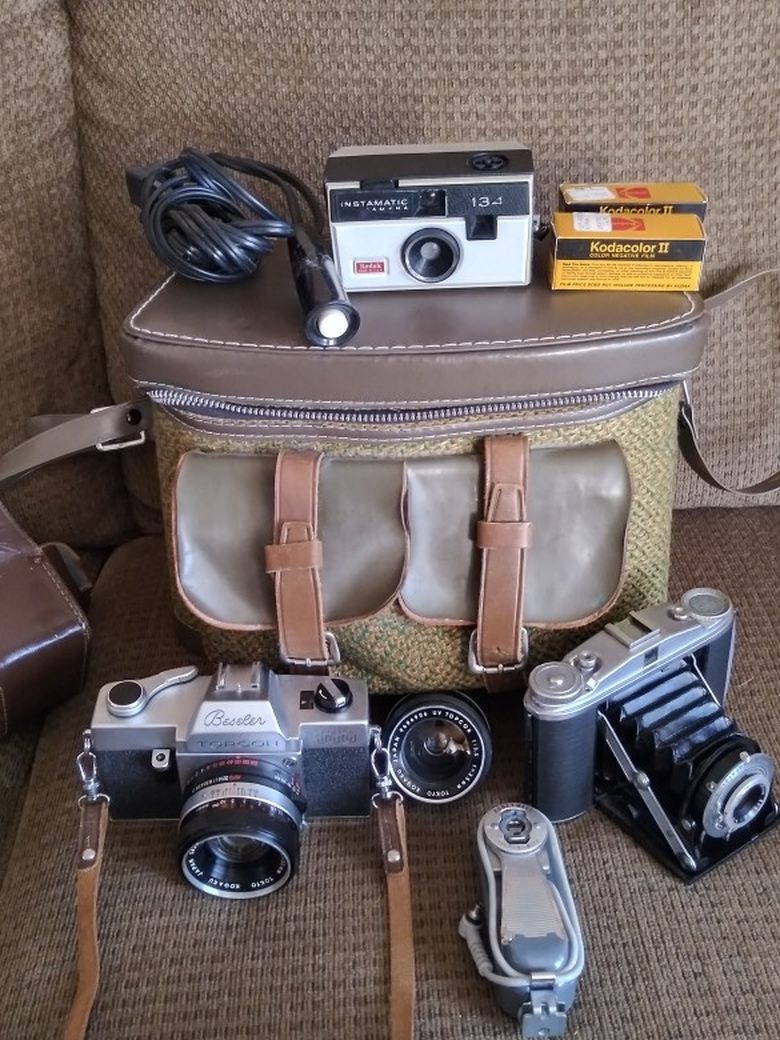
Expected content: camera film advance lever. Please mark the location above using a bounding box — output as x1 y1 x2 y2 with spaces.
459 804 585 1038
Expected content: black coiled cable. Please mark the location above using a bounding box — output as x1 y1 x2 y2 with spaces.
128 147 360 346
133 148 325 283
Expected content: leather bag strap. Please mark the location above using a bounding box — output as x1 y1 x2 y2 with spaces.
64 798 109 1040
678 389 780 495
473 435 532 692
680 268 780 496
0 401 151 489
376 795 415 1040
264 450 330 671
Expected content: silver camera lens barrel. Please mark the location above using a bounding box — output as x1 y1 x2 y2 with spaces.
180 781 303 827
524 663 597 822
700 751 775 839
177 761 304 900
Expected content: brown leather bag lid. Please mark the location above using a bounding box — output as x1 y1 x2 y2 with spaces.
121 243 706 408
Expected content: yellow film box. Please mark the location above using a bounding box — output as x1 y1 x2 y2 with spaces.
549 211 706 292
559 181 707 219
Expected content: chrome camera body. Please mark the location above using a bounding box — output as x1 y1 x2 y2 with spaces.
91 663 372 898
90 665 492 898
325 143 534 292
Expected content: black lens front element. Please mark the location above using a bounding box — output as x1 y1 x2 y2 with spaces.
383 693 492 804
178 759 304 899
402 228 461 283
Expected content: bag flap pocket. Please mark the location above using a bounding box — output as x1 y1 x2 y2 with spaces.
174 451 407 629
399 441 631 626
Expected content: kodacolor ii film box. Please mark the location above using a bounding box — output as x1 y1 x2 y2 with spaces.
559 182 707 218
550 211 706 291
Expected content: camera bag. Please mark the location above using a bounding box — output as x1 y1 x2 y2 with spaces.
101 248 775 693
0 258 776 694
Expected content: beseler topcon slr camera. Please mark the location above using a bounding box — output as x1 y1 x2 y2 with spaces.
524 589 778 879
325 143 534 291
89 664 492 898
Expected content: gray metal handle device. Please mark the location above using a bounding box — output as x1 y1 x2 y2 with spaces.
459 804 585 1038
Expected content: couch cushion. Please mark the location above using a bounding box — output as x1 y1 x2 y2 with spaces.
65 1 779 516
0 0 134 546
1 507 779 1038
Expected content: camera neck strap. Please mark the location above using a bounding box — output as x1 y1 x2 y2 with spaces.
375 793 416 1040
64 740 416 1040
64 794 109 1040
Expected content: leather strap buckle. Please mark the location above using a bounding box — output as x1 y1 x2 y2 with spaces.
467 627 528 676
279 630 341 670
91 406 147 452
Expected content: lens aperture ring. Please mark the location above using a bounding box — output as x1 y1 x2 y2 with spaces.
180 780 303 828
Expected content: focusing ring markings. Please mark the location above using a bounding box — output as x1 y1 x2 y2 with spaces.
180 781 303 829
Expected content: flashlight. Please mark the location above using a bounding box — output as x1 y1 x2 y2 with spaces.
288 229 361 348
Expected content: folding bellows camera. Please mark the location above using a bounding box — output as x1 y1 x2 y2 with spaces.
524 589 778 879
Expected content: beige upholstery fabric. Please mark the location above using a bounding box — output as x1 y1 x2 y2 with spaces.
1 509 779 1039
0 0 134 545
65 0 780 515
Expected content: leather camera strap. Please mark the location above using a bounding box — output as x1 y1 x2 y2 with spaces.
65 795 416 1040
264 450 330 671
474 435 532 692
64 798 109 1040
375 795 415 1040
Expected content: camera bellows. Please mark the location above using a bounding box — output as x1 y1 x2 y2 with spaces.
609 663 736 777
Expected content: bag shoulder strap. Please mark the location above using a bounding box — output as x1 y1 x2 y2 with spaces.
680 268 780 496
0 401 151 489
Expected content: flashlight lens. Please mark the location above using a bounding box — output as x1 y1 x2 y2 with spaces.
317 308 351 342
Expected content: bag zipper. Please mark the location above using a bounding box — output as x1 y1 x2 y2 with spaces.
148 384 671 426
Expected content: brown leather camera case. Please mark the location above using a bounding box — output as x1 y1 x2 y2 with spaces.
0 502 90 737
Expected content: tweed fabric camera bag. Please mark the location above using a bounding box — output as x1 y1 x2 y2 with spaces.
108 244 722 694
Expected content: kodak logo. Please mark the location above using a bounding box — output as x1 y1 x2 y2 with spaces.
615 186 652 200
611 217 646 231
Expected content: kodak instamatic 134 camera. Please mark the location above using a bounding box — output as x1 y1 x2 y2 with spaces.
89 664 492 898
325 143 534 291
459 804 584 1038
524 589 778 879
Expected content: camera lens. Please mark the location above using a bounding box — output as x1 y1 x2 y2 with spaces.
697 749 774 839
382 692 492 804
177 758 304 899
401 228 461 283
